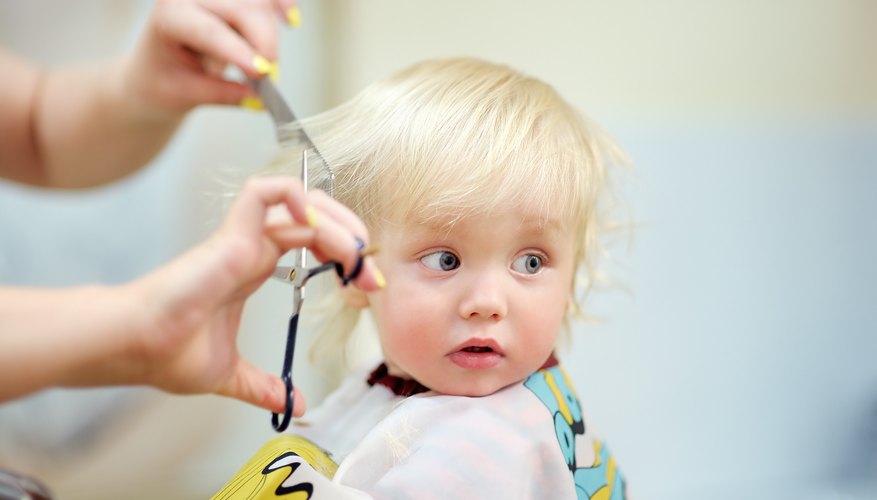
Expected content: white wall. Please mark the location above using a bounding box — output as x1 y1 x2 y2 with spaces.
321 0 874 118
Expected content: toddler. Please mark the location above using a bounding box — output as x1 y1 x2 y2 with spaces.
215 57 627 500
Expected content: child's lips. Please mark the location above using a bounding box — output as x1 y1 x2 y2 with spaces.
448 338 503 369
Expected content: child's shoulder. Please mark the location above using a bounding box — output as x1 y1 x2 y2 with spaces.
336 379 576 497
339 367 625 498
402 365 626 500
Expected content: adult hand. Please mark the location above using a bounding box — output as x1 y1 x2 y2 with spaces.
0 1 303 188
130 176 384 415
0 176 381 411
124 0 301 118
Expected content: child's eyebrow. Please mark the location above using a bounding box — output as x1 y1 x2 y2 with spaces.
403 207 567 237
514 215 565 234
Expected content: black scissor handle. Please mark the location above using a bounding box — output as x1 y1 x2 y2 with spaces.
269 238 367 432
334 238 366 286
271 374 294 432
271 313 299 432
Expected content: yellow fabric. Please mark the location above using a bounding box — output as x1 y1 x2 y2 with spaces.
212 435 338 499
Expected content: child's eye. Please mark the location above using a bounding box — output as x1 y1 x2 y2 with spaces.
512 254 543 275
421 251 460 271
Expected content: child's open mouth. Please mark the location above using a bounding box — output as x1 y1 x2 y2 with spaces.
449 340 503 369
461 346 494 353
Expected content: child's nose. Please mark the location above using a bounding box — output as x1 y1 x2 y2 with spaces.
458 271 508 320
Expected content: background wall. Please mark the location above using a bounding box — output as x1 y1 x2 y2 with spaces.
319 1 876 498
1 1 874 498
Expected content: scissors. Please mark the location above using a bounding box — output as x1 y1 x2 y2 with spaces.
250 77 365 432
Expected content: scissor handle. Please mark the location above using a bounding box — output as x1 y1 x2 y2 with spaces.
271 374 294 432
335 238 367 285
271 313 299 432
269 239 367 432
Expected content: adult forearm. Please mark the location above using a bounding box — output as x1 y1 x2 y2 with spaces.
0 284 148 402
32 57 184 189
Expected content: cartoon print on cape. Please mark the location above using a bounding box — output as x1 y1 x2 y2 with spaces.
524 365 626 500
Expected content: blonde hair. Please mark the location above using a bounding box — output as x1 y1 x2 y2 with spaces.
266 57 626 361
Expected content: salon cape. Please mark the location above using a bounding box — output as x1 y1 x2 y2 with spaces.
213 362 626 500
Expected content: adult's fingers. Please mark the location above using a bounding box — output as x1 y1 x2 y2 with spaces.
228 176 384 291
306 191 383 286
199 0 304 68
264 224 315 253
293 203 385 291
173 70 252 107
262 207 384 292
225 176 309 238
271 0 299 27
307 189 370 241
154 1 273 78
219 358 307 417
229 177 366 257
198 0 280 63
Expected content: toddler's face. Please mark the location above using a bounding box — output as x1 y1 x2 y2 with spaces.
366 208 576 396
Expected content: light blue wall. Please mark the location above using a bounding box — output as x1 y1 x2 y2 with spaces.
567 120 877 498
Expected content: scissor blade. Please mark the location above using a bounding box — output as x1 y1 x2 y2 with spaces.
271 247 306 284
271 266 296 284
250 78 305 144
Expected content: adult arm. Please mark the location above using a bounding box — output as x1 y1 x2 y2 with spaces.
0 0 299 189
0 176 384 413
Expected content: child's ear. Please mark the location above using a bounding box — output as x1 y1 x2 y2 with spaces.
340 283 370 309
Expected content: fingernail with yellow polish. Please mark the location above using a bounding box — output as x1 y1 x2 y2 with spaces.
373 268 387 289
305 205 319 228
287 6 302 28
239 96 264 110
252 55 274 76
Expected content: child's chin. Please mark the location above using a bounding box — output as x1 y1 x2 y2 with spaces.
434 378 521 398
